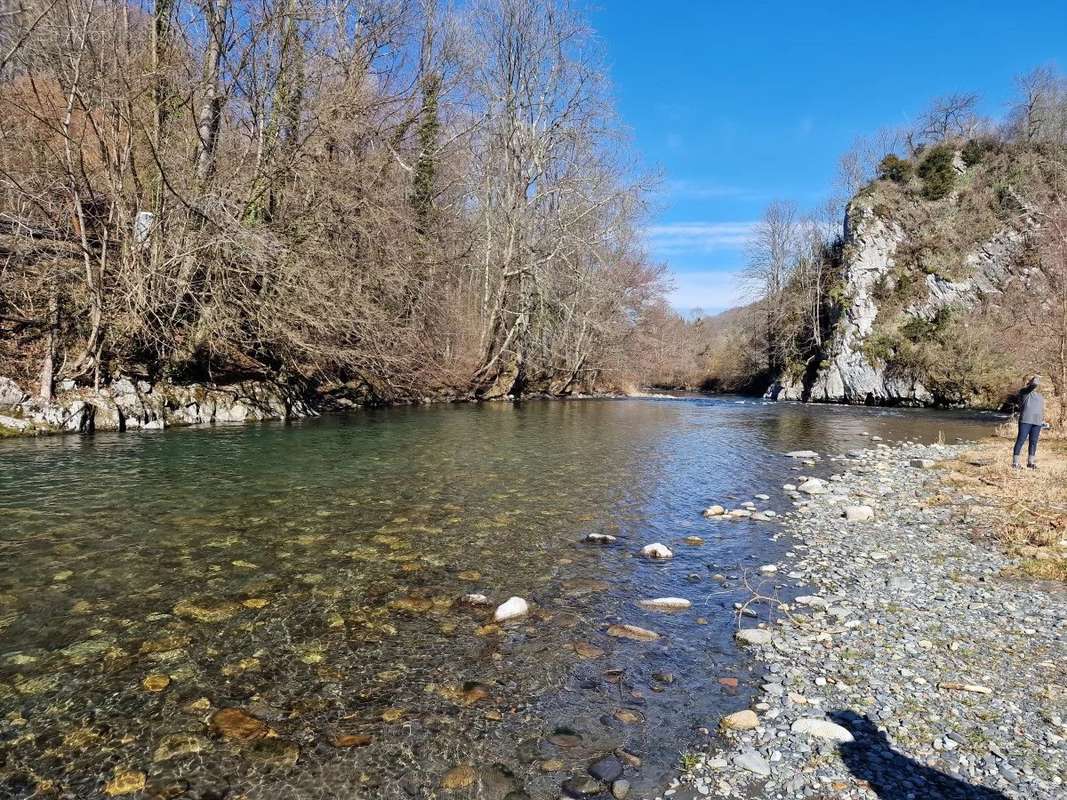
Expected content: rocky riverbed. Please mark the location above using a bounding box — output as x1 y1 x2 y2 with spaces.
662 441 1066 800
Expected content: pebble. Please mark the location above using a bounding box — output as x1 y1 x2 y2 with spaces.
493 596 529 622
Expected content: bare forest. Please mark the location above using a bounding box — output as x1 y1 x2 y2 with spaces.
0 0 670 403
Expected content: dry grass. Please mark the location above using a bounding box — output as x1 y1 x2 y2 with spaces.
935 436 1067 582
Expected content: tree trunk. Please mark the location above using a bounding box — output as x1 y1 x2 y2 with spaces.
195 0 228 184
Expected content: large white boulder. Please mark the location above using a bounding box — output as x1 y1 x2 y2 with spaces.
640 543 673 559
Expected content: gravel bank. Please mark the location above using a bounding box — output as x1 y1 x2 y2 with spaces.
666 441 1066 800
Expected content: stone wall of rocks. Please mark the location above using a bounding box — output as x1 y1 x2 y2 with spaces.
0 376 315 435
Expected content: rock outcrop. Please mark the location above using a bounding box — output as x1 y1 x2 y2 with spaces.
766 196 1024 406
0 376 315 435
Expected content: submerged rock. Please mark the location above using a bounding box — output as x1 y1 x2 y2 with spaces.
561 776 604 798
173 596 241 623
588 755 623 782
210 708 267 740
153 734 208 762
441 765 477 790
104 770 146 796
637 597 691 611
584 533 617 544
493 596 529 622
607 624 659 641
786 450 819 459
702 505 726 517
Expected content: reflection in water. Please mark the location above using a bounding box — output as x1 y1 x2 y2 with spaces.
0 398 995 798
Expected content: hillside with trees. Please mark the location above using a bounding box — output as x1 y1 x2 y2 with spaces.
665 68 1067 428
0 0 667 414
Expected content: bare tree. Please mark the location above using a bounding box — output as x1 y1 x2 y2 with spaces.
742 200 799 373
914 92 982 144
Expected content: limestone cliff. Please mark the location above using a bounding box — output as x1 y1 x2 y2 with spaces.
766 143 1035 406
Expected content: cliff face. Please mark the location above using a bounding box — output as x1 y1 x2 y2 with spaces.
766 149 1031 406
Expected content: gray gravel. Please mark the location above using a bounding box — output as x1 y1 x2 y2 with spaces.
661 441 1067 800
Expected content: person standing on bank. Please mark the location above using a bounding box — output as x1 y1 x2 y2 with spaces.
1013 375 1046 469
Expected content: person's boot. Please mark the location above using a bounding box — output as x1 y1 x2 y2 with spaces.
1027 462 1038 470
1012 459 1022 469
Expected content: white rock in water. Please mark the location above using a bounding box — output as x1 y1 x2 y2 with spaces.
493 596 529 622
843 505 875 523
728 509 752 518
754 494 770 500
798 479 827 495
786 450 819 459
910 458 935 469
791 718 855 743
782 484 797 491
638 597 692 611
758 564 777 574
735 628 773 646
702 505 725 517
640 543 673 559
461 593 491 606
584 533 617 544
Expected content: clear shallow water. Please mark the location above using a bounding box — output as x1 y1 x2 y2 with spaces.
0 397 997 799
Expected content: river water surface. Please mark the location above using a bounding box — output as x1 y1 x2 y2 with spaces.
0 397 997 799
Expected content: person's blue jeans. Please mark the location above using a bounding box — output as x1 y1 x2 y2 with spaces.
1013 422 1042 464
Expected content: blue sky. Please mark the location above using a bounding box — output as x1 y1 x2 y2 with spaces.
589 1 1067 313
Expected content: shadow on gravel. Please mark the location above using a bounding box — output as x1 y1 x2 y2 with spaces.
830 711 1010 800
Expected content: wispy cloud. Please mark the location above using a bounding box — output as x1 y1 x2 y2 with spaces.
665 179 757 200
645 220 757 256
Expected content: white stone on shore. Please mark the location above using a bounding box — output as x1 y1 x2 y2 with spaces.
638 597 692 611
735 749 771 776
791 718 855 743
640 543 673 559
794 595 829 609
735 628 773 646
703 505 726 517
843 505 875 522
493 596 528 622
720 710 759 731
798 479 828 495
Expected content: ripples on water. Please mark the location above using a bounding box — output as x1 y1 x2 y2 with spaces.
0 397 996 798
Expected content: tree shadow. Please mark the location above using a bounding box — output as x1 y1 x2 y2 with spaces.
829 711 1010 800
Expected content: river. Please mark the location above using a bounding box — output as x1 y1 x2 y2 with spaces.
0 396 998 799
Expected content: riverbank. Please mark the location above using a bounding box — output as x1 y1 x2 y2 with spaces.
0 374 635 437
666 440 1066 800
